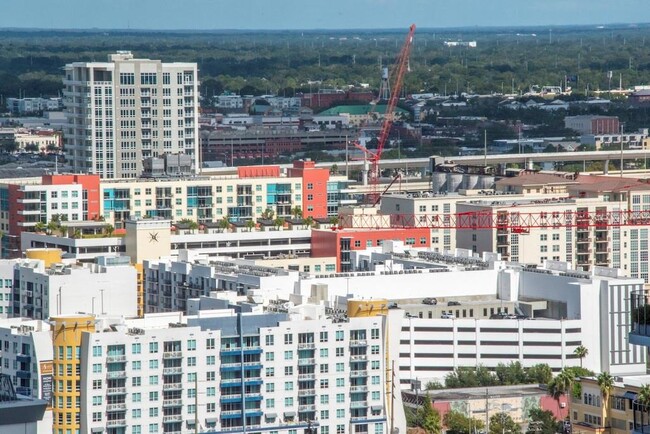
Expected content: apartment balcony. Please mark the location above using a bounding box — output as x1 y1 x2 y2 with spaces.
16 370 31 379
220 378 242 386
163 367 183 375
160 398 182 409
106 419 127 428
163 414 183 423
16 353 31 363
163 383 183 391
629 290 650 346
298 373 316 381
297 389 316 397
350 340 368 348
350 385 369 393
350 401 369 409
163 351 183 359
106 387 127 395
297 358 316 366
220 394 242 403
106 372 127 379
106 355 127 363
350 355 368 362
220 410 243 418
350 370 368 378
297 342 316 350
243 376 263 385
106 403 127 412
298 404 316 412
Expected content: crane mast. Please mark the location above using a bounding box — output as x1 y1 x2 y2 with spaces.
355 24 416 202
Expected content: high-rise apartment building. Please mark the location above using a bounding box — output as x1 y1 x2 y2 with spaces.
63 51 199 179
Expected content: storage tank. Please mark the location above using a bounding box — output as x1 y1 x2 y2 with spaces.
463 174 479 190
446 173 463 192
431 172 447 192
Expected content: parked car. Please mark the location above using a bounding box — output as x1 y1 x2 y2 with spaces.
447 301 461 306
441 313 455 319
422 297 438 305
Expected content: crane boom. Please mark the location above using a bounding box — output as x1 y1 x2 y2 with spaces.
341 209 650 230
354 24 416 201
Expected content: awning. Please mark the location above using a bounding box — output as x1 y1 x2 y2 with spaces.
91 429 105 433
205 417 219 424
284 411 296 417
265 413 278 419
623 391 638 400
371 406 383 412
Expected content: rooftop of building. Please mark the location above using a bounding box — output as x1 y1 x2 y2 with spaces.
318 104 409 116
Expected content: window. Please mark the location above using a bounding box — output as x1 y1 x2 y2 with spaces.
266 335 274 346
206 338 215 349
284 397 294 406
336 331 344 341
285 382 294 391
336 378 345 387
266 368 275 377
320 348 329 358
149 407 158 417
336 347 344 357
266 353 274 362
285 366 293 376
267 398 275 408
266 383 275 393
321 395 329 404
320 332 328 342
321 379 329 389
149 342 158 353
132 377 141 387
187 339 196 350
149 376 158 385
540 234 548 241
284 351 293 360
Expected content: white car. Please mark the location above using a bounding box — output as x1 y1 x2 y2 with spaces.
441 313 455 319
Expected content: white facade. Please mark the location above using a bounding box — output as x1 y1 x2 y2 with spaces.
14 258 137 320
0 318 54 433
79 309 392 434
0 260 18 318
63 51 199 179
6 97 63 114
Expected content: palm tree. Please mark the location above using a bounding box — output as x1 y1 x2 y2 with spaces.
104 224 115 237
329 215 339 226
574 345 588 368
261 208 275 220
550 368 576 425
597 372 614 429
547 377 564 416
218 217 230 233
302 216 314 227
34 222 46 233
291 206 303 219
245 220 256 232
637 384 650 429
273 217 285 231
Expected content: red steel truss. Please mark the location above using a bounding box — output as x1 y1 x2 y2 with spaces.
344 209 650 231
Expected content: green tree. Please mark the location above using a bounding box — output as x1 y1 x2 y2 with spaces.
330 163 339 174
261 208 275 220
417 396 442 434
104 224 115 237
1 141 18 153
329 215 339 226
24 143 39 153
72 229 82 239
597 372 614 429
302 216 315 227
526 408 560 434
637 384 650 428
245 219 256 232
290 206 303 219
495 362 526 385
34 221 46 233
425 380 444 391
179 218 199 230
525 364 553 385
574 345 588 368
273 217 285 230
444 410 485 434
218 217 230 232
489 412 521 434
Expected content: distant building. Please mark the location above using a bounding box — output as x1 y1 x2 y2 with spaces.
5 97 63 115
564 115 620 135
443 40 477 48
629 89 650 106
63 51 199 179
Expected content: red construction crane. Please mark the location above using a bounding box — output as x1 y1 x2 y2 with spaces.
342 208 650 230
355 24 416 201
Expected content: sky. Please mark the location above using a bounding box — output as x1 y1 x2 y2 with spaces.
2 0 650 30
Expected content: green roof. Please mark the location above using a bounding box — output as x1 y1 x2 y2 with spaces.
318 104 409 116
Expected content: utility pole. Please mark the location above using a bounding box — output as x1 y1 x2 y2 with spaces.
390 360 396 434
